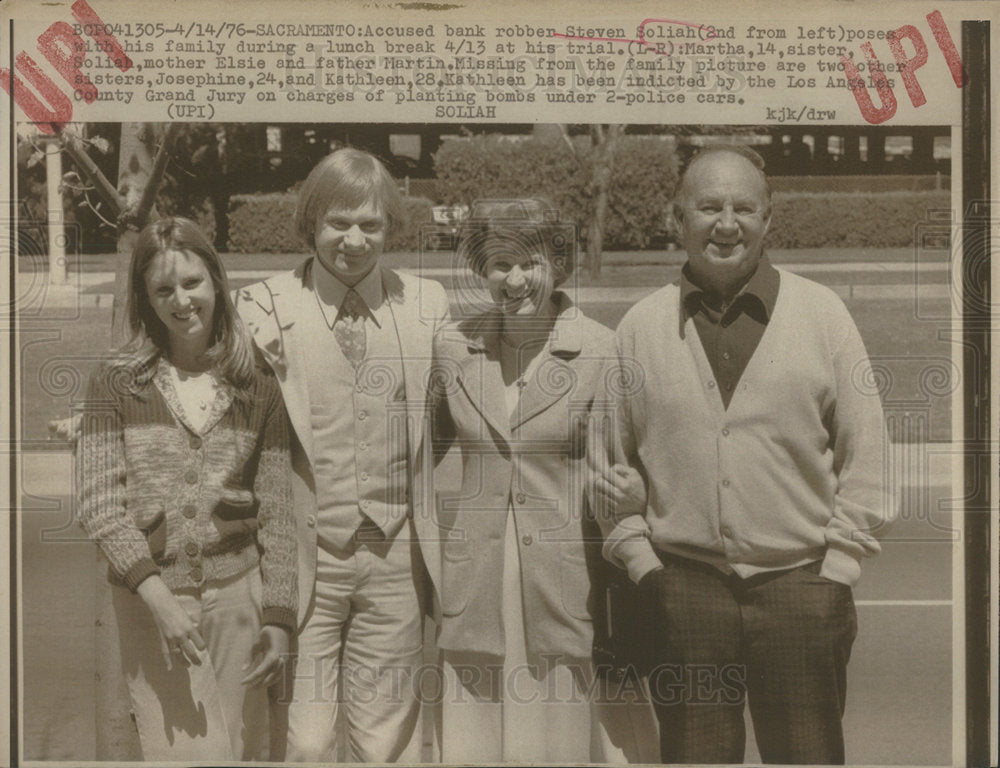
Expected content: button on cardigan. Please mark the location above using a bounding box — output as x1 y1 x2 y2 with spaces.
76 358 298 631
600 269 896 588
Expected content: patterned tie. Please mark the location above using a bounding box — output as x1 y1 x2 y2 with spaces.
334 289 367 368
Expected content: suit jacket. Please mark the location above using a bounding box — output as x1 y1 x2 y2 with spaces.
234 259 450 628
428 293 616 659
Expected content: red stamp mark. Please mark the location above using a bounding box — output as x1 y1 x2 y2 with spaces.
553 18 718 56
840 10 965 124
1 0 132 134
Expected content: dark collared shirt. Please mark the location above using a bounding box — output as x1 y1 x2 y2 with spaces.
679 256 780 409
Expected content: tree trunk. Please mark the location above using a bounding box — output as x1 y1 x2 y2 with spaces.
109 123 165 344
585 125 624 279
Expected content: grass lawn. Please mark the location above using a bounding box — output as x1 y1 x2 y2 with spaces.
20 307 111 448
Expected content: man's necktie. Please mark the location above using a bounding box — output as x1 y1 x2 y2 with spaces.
334 289 367 367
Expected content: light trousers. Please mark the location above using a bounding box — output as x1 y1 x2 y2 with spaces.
113 567 267 761
282 525 425 762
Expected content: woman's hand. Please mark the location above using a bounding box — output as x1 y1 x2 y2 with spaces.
136 575 206 667
591 462 647 522
241 625 290 688
586 416 647 522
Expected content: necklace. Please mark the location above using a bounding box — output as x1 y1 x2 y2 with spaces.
170 366 219 413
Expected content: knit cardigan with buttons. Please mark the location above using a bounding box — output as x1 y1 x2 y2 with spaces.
76 357 298 631
602 269 896 588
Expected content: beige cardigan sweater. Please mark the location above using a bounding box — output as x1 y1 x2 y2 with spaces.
602 269 896 588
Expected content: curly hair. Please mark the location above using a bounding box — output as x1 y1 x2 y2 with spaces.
455 198 576 287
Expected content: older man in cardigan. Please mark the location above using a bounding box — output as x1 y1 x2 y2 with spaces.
596 145 895 765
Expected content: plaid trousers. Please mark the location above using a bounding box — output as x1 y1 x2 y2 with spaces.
643 552 857 765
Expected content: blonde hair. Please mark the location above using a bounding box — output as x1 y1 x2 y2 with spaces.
295 148 402 248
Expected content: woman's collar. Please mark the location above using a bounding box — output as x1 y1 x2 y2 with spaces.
463 291 581 356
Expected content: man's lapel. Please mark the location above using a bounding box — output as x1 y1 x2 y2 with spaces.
239 261 316 464
384 268 436 461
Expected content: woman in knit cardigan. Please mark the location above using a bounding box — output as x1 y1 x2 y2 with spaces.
76 217 297 761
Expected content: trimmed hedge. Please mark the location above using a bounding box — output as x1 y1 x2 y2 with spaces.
433 134 679 250
769 174 949 193
766 191 950 248
389 195 435 252
228 193 297 253
227 193 433 253
224 175 944 252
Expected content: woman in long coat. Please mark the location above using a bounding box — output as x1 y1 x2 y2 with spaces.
428 199 658 763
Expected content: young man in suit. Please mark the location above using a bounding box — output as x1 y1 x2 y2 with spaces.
236 148 449 762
